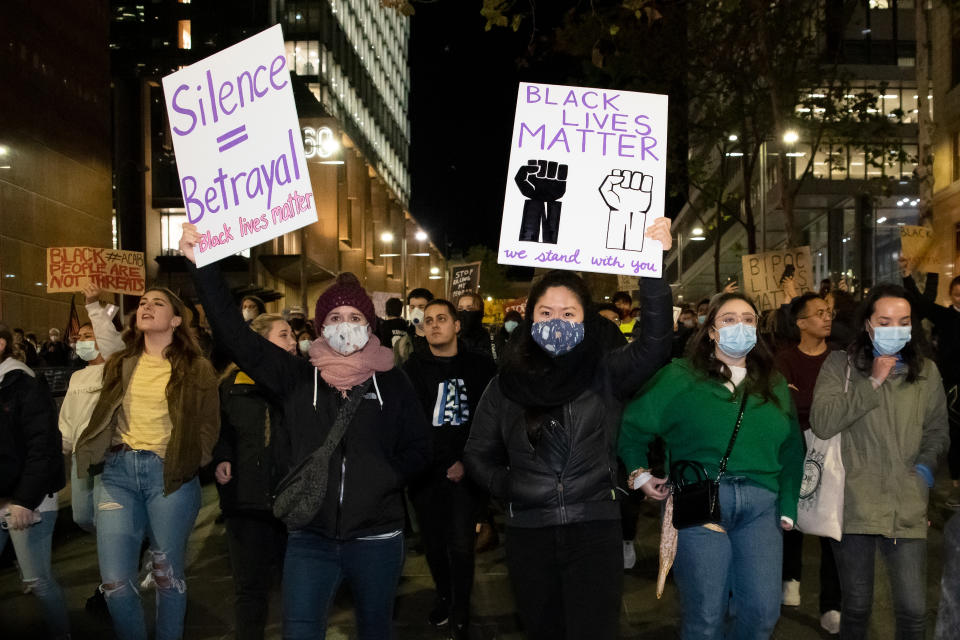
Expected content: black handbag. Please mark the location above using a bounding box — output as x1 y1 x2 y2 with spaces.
670 392 748 529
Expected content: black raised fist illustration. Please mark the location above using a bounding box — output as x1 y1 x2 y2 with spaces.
517 159 568 244
515 159 569 202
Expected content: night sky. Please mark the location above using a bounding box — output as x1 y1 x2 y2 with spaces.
407 3 528 255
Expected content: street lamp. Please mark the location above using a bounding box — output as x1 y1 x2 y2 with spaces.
728 134 738 142
783 130 799 144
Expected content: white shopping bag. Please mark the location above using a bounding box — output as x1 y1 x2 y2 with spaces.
796 430 844 541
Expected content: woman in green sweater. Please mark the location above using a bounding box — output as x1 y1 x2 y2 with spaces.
620 292 804 640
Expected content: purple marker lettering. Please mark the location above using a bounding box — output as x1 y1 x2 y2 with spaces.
270 55 288 90
170 85 197 136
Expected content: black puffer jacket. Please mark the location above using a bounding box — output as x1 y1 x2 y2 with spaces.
192 263 431 538
212 370 283 516
0 363 64 509
464 277 672 528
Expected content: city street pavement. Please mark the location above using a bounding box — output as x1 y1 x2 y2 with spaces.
1 480 954 639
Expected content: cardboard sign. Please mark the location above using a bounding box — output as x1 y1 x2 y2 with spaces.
46 247 146 295
497 82 669 278
899 225 943 273
449 262 481 300
740 246 813 311
162 25 316 267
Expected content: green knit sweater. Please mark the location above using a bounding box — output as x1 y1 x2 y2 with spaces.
619 358 805 521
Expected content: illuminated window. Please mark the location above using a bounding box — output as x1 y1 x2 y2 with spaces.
178 20 191 50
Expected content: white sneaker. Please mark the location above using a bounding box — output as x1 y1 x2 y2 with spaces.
782 579 801 606
623 540 637 569
820 609 841 634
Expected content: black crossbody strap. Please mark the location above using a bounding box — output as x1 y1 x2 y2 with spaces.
715 391 749 481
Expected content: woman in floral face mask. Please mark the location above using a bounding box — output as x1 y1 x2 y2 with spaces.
179 224 430 640
464 218 674 640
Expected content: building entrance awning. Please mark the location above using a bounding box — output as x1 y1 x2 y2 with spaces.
257 254 338 285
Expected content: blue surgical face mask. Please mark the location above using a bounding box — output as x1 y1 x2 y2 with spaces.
530 318 584 357
716 323 757 359
698 314 707 326
871 324 911 356
504 320 519 334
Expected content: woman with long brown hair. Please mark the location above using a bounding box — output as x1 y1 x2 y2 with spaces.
75 287 220 640
620 292 804 639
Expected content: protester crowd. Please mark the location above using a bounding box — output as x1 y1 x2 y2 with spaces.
1 218 958 640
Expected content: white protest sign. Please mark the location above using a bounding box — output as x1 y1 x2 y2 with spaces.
498 82 668 278
162 24 316 267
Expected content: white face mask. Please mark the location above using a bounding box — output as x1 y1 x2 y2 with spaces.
299 339 312 354
75 340 100 362
409 307 425 326
241 308 258 322
322 322 370 356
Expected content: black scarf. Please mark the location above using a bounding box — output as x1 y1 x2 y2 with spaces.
498 315 603 409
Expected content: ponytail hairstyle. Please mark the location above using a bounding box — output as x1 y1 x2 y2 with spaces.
686 292 780 406
103 287 202 399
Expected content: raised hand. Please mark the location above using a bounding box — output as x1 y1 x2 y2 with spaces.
515 159 569 202
179 222 201 265
599 170 653 214
82 282 102 305
643 216 673 251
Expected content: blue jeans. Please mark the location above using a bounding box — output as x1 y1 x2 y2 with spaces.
94 449 201 640
71 453 96 532
832 534 926 640
672 478 783 640
282 530 405 640
0 509 70 638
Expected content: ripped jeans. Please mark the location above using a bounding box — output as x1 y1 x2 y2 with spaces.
0 509 70 638
94 449 201 640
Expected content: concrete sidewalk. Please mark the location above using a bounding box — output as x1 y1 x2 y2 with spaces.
0 482 953 639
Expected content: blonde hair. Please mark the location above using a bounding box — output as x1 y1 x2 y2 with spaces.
249 313 284 338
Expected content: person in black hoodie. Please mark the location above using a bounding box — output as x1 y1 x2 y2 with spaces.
455 293 496 360
213 313 295 640
402 299 497 637
180 224 430 640
463 218 674 640
0 323 70 639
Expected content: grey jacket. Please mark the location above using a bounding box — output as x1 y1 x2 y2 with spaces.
811 351 948 539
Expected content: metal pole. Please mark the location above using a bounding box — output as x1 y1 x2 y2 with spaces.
401 230 408 302
299 227 308 314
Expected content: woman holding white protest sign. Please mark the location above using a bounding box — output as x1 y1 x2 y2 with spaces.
811 284 949 640
74 286 219 640
463 218 673 640
179 222 430 640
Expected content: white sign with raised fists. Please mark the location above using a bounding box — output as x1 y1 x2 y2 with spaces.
497 82 669 277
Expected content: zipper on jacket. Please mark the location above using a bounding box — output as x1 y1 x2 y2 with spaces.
335 447 346 539
558 480 567 524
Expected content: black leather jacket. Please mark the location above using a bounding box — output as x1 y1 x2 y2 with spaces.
464 277 673 528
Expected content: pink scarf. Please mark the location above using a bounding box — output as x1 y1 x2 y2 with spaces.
308 333 394 395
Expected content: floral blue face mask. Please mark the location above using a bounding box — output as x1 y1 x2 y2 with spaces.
716 323 757 359
530 318 585 357
871 325 911 356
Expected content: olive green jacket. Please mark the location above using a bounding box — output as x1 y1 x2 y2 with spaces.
75 354 220 496
810 351 948 539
